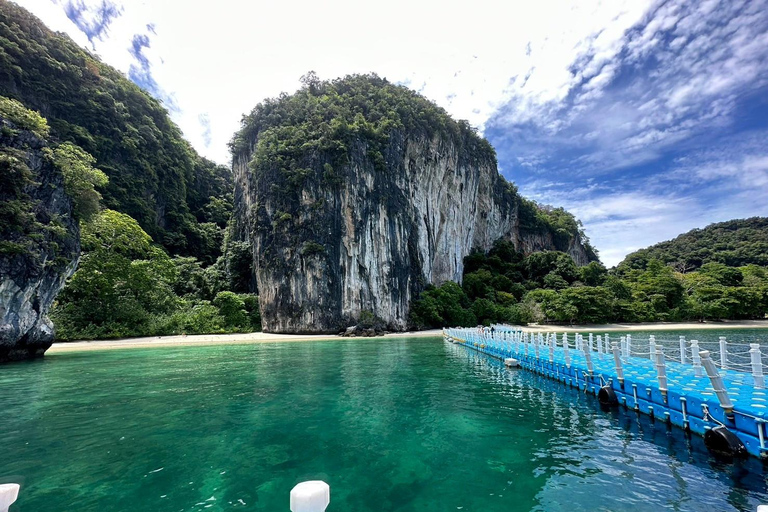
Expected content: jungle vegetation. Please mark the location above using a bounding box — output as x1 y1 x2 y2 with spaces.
0 1 257 340
51 209 261 341
0 0 232 262
618 218 768 272
410 239 768 328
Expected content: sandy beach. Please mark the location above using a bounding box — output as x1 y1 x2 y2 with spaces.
47 320 768 353
47 329 445 353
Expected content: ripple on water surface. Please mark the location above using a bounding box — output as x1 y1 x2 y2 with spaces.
1 338 767 511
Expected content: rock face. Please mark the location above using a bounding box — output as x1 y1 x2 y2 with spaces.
0 118 79 362
232 76 595 333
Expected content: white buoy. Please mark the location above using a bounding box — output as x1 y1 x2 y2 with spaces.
290 481 330 512
505 358 520 368
0 484 20 512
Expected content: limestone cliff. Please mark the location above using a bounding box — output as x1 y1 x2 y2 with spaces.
232 75 595 333
0 115 79 362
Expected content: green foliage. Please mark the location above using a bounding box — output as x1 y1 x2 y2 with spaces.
542 272 569 290
410 281 477 329
524 251 579 285
411 236 768 328
52 142 108 221
233 73 497 219
188 158 233 228
579 261 607 286
0 100 76 264
171 256 216 299
0 146 36 246
149 302 225 335
463 269 494 300
301 241 325 256
51 210 262 340
213 291 250 329
617 217 768 272
471 298 524 326
357 310 386 330
0 3 232 261
0 95 47 136
51 210 177 339
698 262 743 286
271 211 293 228
218 239 255 294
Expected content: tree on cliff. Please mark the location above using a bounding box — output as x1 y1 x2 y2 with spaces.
1 96 105 259
0 1 232 262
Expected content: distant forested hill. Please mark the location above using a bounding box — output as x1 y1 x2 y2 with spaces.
617 218 768 272
0 0 231 262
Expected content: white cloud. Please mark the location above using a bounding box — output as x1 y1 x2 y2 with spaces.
16 0 659 165
519 131 768 266
493 0 768 178
13 0 768 267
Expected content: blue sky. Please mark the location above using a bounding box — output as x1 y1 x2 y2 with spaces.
15 0 768 266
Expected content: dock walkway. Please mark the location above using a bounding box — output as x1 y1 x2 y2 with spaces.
444 327 768 458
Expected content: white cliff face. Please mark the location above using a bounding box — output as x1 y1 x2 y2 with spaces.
407 134 513 286
234 128 592 333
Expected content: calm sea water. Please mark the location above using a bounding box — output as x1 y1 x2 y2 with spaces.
2 334 768 511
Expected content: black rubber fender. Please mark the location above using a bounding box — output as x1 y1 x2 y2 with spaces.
704 426 748 458
598 385 619 407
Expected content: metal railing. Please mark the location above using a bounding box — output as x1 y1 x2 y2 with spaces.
452 326 767 391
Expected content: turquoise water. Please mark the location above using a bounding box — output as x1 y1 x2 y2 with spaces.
1 337 768 511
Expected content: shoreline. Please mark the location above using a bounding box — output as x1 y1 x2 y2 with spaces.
46 320 768 354
47 329 444 353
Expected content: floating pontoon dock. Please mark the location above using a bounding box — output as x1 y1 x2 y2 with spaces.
444 326 768 459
